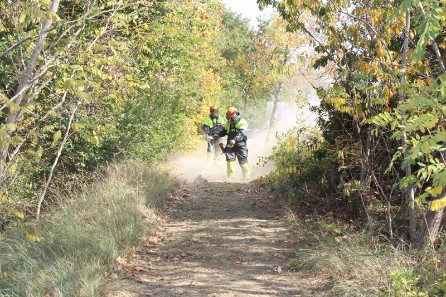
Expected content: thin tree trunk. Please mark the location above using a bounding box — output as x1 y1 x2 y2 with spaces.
6 0 61 125
415 152 446 249
360 127 372 188
36 102 79 220
412 4 446 250
0 0 61 187
398 8 416 242
418 3 446 73
266 46 289 145
265 82 283 145
414 207 444 250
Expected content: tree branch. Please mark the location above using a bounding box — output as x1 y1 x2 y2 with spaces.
36 101 80 220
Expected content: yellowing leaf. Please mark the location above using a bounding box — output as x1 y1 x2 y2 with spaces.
332 97 346 106
386 87 393 100
5 207 25 219
430 196 446 211
19 13 26 24
377 47 384 57
53 130 62 144
25 232 41 242
431 186 443 198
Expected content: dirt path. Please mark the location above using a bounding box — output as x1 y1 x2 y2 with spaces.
125 178 330 297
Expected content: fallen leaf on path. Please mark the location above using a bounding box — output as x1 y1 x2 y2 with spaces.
130 266 139 275
126 246 136 255
145 247 160 254
116 256 128 267
136 276 151 283
274 266 283 273
147 236 160 244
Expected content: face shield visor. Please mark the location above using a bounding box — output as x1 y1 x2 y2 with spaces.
227 113 241 124
210 109 218 118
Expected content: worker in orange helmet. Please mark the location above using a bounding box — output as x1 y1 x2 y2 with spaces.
201 104 225 161
215 106 250 178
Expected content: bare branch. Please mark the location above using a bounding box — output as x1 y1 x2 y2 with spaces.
418 3 445 74
36 101 80 220
0 28 57 60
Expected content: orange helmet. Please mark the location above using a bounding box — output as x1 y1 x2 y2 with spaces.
210 105 218 112
226 106 237 116
226 106 241 123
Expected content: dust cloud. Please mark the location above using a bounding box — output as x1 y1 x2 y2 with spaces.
167 99 318 183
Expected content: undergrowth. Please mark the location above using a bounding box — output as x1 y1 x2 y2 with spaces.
0 161 176 297
266 127 446 296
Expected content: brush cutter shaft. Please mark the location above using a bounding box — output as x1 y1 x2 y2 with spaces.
198 152 224 176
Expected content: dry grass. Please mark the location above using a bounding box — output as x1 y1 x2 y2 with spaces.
286 217 412 296
0 161 176 297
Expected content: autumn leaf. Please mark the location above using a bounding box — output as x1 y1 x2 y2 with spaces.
430 196 446 211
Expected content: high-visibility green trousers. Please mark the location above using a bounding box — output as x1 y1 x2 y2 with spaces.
240 162 251 178
227 161 236 177
226 161 250 178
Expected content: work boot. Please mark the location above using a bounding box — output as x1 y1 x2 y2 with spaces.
227 161 236 178
240 163 251 179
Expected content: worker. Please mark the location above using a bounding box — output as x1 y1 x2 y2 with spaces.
201 105 225 161
215 106 251 178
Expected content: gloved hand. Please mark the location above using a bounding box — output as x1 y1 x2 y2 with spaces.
229 139 236 146
206 135 213 141
213 134 220 139
203 127 210 134
219 143 225 153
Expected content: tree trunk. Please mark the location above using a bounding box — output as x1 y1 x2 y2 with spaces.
0 0 61 187
418 3 445 73
265 82 283 145
404 140 417 242
265 46 289 146
415 152 446 249
414 207 444 250
360 127 372 188
398 8 416 242
411 1 446 251
36 102 79 220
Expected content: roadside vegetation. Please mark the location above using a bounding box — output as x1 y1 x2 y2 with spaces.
0 0 306 295
2 0 445 295
259 0 446 294
0 161 175 296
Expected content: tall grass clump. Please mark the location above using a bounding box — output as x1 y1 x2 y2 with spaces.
0 161 176 297
287 220 412 296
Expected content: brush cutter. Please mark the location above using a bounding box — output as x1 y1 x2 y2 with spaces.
194 143 226 183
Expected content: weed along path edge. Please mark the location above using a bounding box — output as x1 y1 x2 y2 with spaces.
124 178 330 297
